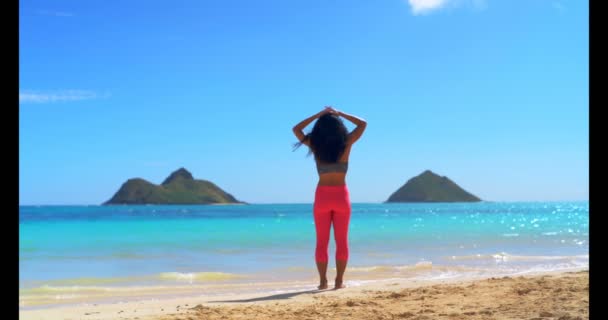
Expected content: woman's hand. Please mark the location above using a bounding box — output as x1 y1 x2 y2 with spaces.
324 106 339 115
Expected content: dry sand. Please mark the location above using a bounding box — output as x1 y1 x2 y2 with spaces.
20 270 588 320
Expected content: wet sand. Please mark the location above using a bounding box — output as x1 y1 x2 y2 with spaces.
20 270 588 320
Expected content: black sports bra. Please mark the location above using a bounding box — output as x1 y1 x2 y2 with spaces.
316 161 348 174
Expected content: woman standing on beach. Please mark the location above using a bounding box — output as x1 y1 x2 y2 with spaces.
292 106 367 290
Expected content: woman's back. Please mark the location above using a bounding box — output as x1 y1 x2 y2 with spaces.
315 144 352 186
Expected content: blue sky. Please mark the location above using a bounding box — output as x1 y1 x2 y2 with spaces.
19 0 588 204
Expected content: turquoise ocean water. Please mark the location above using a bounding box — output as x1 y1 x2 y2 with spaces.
19 202 588 308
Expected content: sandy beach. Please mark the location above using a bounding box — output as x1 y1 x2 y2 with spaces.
20 270 588 320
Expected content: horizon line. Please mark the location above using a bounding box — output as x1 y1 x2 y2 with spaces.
19 199 590 206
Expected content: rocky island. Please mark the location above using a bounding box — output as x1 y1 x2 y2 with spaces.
104 168 243 205
386 170 481 203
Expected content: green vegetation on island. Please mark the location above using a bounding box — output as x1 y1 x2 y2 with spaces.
104 168 243 205
386 170 481 203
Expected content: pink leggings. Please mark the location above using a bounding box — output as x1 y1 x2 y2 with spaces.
313 185 351 263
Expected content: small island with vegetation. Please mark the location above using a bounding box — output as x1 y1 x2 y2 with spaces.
104 168 243 205
386 170 481 203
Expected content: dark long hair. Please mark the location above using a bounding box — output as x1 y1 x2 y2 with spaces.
293 114 349 163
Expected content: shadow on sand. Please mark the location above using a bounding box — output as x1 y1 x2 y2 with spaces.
209 289 326 303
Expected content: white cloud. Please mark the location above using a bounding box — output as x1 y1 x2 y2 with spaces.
408 0 448 15
407 0 487 15
37 10 74 17
19 90 108 104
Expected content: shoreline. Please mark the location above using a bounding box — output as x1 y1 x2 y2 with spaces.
19 263 588 309
20 268 588 320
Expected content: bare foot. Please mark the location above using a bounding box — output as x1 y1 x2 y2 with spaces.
334 280 346 290
318 280 328 290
